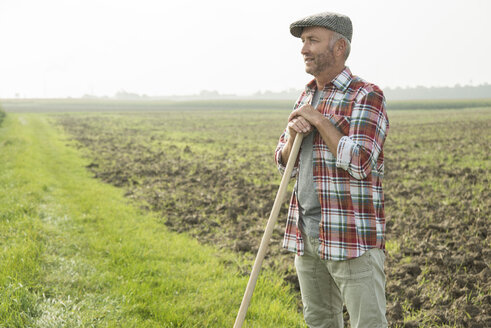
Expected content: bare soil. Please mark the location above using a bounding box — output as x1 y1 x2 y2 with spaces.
57 109 490 327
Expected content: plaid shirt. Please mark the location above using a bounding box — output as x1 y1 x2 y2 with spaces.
274 67 389 261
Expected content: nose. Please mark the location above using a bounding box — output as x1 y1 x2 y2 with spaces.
301 41 309 56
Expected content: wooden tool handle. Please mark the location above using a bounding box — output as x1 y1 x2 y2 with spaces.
233 133 304 328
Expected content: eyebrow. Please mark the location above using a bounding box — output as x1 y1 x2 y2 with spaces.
301 35 318 41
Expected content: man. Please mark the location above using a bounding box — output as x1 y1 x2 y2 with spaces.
274 12 389 328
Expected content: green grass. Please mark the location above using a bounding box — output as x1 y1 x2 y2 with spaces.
2 100 489 327
0 113 306 327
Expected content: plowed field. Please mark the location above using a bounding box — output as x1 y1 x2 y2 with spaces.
56 106 490 327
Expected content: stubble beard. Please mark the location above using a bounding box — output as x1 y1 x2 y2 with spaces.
305 49 335 77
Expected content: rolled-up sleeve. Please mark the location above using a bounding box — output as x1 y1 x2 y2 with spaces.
336 90 389 180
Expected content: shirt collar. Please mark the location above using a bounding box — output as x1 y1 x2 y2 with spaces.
305 66 353 93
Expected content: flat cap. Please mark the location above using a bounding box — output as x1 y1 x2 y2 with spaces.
290 12 352 42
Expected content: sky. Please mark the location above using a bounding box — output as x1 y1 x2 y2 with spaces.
1 0 490 98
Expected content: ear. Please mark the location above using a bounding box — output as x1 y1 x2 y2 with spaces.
335 39 346 58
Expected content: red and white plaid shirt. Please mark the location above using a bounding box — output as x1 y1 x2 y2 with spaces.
275 67 389 261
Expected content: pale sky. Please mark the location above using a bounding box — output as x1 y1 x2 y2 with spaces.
1 0 490 98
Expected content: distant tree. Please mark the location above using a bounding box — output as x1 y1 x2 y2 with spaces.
115 90 142 99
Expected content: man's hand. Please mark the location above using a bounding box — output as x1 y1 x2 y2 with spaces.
287 103 344 159
288 104 323 130
287 115 312 140
281 104 318 165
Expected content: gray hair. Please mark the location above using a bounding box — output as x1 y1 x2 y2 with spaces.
329 31 351 60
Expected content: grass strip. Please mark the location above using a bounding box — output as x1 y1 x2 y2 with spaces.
0 113 305 327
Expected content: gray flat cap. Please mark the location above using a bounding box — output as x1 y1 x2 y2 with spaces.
290 12 352 42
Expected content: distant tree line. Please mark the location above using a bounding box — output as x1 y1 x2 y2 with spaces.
384 83 491 100
79 84 491 101
253 84 491 101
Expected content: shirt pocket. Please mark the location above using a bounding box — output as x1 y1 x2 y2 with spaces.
327 114 351 135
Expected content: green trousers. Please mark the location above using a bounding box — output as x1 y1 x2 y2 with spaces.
295 233 388 328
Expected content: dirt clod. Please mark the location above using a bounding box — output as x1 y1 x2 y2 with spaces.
56 110 491 327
